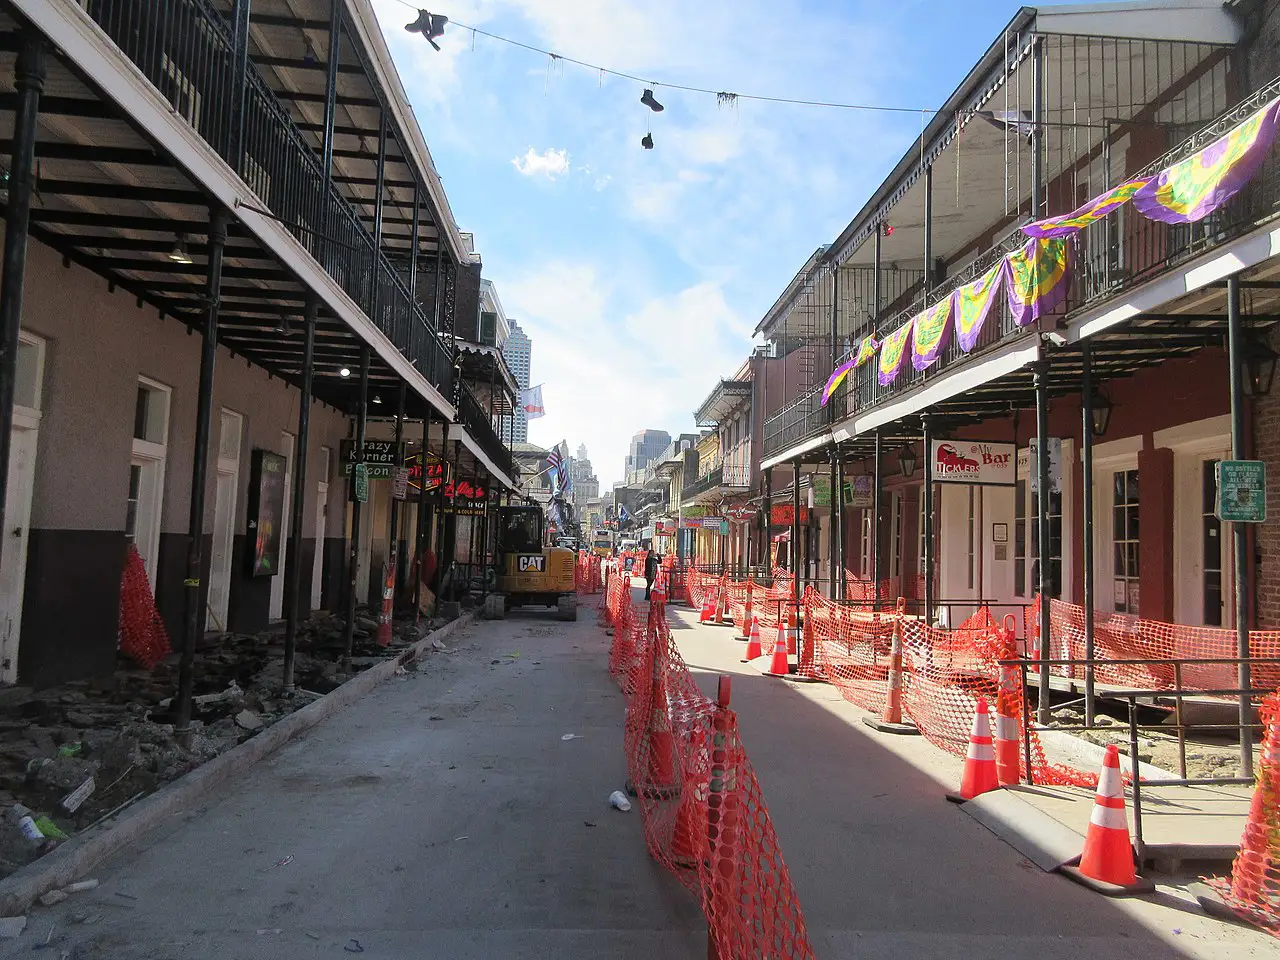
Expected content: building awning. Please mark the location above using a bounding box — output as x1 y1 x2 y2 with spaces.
694 379 753 426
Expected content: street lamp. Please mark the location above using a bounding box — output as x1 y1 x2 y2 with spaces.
1089 390 1113 438
1243 335 1279 397
899 443 918 478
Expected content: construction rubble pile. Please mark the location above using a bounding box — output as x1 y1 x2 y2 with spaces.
0 608 444 880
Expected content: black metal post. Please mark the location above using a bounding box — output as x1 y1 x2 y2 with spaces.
414 408 432 621
873 228 882 323
922 416 934 624
762 467 772 568
282 295 318 693
408 185 421 305
1031 36 1044 221
441 437 462 595
1081 340 1096 725
1227 274 1255 779
387 379 406 604
1034 358 1052 725
873 431 883 607
923 165 934 296
321 0 342 178
342 346 371 669
791 459 801 611
176 205 230 738
0 34 46 526
228 0 252 173
368 109 388 316
831 444 844 600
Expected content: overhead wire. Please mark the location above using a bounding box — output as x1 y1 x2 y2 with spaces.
388 0 938 117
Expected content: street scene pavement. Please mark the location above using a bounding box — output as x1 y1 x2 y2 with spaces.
3 585 1276 959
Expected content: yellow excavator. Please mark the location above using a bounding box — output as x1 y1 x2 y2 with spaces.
488 504 577 620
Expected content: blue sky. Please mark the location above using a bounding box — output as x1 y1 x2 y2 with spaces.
371 0 1030 486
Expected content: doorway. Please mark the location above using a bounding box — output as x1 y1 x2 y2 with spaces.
1 333 45 684
311 447 331 612
207 410 243 632
269 431 295 620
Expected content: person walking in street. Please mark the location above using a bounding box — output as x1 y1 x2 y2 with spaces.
644 550 659 600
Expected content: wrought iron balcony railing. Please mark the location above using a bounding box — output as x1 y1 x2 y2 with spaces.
457 381 515 480
681 465 723 503
762 77 1280 460
85 0 453 395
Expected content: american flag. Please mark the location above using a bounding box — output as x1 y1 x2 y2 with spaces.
546 443 570 495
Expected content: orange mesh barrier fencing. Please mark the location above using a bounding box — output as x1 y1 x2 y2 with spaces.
1208 693 1280 936
1031 597 1280 695
575 554 602 595
844 573 899 604
685 570 723 612
608 576 815 959
802 591 1103 787
119 544 172 669
802 589 894 712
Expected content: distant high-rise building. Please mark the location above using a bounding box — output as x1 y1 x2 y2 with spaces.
625 429 671 478
502 319 532 444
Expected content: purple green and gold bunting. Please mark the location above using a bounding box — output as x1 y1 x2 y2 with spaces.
820 356 857 407
1133 97 1280 224
950 261 1004 352
877 319 914 386
910 297 953 371
1004 237 1070 327
1022 178 1151 238
855 335 879 367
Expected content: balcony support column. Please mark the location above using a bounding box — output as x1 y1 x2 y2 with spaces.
923 164 933 297
1034 358 1052 725
791 458 802 626
0 32 46 526
1081 340 1096 725
761 467 772 569
228 0 252 173
408 184 421 322
1227 274 1255 779
414 407 434 623
873 227 882 324
176 205 230 741
321 0 342 178
1031 36 1044 221
873 431 883 608
831 444 844 600
386 377 407 602
343 345 371 671
282 294 318 694
922 415 935 625
369 108 388 316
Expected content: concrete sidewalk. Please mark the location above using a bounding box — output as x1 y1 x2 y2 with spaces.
0 603 703 959
664 595 1278 959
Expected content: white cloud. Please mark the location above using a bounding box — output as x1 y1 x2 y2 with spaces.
511 146 571 178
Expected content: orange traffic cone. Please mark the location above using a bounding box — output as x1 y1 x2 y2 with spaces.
948 697 999 802
994 692 1021 787
741 617 763 662
699 592 714 623
785 605 799 655
1062 744 1154 894
670 788 706 869
763 623 791 677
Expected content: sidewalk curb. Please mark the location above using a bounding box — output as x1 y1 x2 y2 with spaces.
0 613 474 917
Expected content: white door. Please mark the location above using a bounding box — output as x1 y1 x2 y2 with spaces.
269 432 295 620
311 479 328 611
1174 450 1233 627
207 410 242 632
1 419 38 684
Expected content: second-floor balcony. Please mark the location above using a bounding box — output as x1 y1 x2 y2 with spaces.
28 0 464 415
681 462 752 507
457 381 515 481
763 77 1280 462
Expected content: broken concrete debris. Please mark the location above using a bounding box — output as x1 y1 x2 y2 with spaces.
0 607 449 881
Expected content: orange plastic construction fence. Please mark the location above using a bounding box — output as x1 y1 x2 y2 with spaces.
575 553 602 595
1208 692 1280 935
119 544 172 669
1031 597 1280 696
606 573 815 959
803 588 1100 788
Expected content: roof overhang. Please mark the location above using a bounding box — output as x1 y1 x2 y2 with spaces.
694 379 753 426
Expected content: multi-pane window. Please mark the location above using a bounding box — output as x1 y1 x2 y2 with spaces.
1113 469 1140 613
1031 488 1063 598
966 486 976 590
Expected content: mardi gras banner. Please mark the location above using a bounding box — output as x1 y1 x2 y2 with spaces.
1133 96 1280 224
950 261 1005 352
1005 236 1070 327
820 355 857 407
855 335 879 367
1022 178 1151 238
877 319 914 386
910 296 953 371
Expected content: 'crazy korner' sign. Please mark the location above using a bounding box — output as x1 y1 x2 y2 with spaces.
930 440 1016 486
